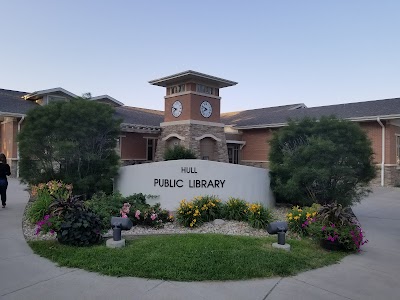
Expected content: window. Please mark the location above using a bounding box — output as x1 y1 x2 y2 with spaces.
196 84 213 95
228 144 240 164
170 84 186 94
146 138 157 161
396 135 400 165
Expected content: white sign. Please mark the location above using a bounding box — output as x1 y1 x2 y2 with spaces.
116 160 275 211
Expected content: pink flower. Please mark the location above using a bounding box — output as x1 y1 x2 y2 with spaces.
135 210 141 220
150 213 157 221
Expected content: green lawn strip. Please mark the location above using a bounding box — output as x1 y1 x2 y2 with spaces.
28 234 347 281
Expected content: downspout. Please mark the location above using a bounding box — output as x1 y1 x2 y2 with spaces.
17 116 25 178
377 117 385 186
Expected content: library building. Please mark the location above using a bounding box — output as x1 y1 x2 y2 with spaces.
0 70 399 186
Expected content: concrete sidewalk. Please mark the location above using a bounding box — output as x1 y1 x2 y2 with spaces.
0 179 399 300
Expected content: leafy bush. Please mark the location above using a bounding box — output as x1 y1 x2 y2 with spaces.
318 203 355 227
86 192 160 229
286 203 319 235
308 221 368 252
247 203 274 229
223 197 248 221
269 116 376 207
308 202 368 251
131 203 173 228
57 210 102 246
164 145 196 160
48 194 102 246
176 196 223 227
27 180 73 223
18 98 121 197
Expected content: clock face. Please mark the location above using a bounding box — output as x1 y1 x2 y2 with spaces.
171 100 183 117
200 101 212 118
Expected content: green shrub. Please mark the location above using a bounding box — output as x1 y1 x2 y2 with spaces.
57 210 102 246
269 116 376 206
18 98 121 197
164 145 196 160
131 203 172 228
308 221 368 251
86 192 169 229
223 198 248 221
176 195 223 227
307 202 367 251
247 203 274 229
27 180 73 223
86 192 149 230
286 203 320 235
45 194 102 246
28 193 53 223
317 202 355 227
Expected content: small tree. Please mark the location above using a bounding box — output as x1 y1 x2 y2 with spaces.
269 116 376 207
164 145 196 160
18 98 122 196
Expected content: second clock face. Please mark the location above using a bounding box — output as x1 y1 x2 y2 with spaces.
171 100 183 117
200 101 212 118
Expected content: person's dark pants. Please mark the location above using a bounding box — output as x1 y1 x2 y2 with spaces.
0 180 8 206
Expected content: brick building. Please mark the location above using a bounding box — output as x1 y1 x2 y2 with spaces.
1 70 399 186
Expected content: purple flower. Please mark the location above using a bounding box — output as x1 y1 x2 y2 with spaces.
321 226 326 231
44 215 50 220
331 224 335 228
50 230 55 235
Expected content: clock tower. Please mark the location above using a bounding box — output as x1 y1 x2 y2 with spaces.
149 70 237 162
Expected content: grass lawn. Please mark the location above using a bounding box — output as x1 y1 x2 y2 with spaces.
28 234 348 281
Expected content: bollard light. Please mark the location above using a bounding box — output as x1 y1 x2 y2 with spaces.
111 217 133 241
267 221 290 251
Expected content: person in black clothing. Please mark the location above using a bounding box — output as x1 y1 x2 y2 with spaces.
0 153 11 208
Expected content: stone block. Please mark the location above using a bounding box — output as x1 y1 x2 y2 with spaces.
272 242 291 251
106 238 126 248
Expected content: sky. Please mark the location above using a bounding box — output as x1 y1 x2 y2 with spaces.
1 1 400 113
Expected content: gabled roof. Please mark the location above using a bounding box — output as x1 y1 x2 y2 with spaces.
90 95 124 107
221 103 306 126
231 97 400 129
23 88 77 100
0 89 39 115
114 106 164 127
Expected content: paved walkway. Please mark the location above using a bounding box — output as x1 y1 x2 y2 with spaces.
0 179 399 300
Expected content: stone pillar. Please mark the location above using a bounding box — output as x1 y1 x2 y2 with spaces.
155 122 228 162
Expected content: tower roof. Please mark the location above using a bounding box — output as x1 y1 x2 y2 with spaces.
149 70 237 88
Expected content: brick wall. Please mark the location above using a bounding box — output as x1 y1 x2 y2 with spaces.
241 128 275 162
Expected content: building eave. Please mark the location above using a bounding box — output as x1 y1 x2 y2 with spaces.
149 70 237 88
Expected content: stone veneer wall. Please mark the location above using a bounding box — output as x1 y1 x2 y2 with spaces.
155 123 228 162
359 165 400 187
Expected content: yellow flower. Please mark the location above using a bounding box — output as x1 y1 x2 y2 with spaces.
294 216 299 220
289 216 293 220
190 223 193 227
306 213 311 218
298 209 303 212
312 212 317 216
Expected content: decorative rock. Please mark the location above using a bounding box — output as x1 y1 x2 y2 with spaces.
272 242 291 251
106 238 126 248
213 219 226 226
